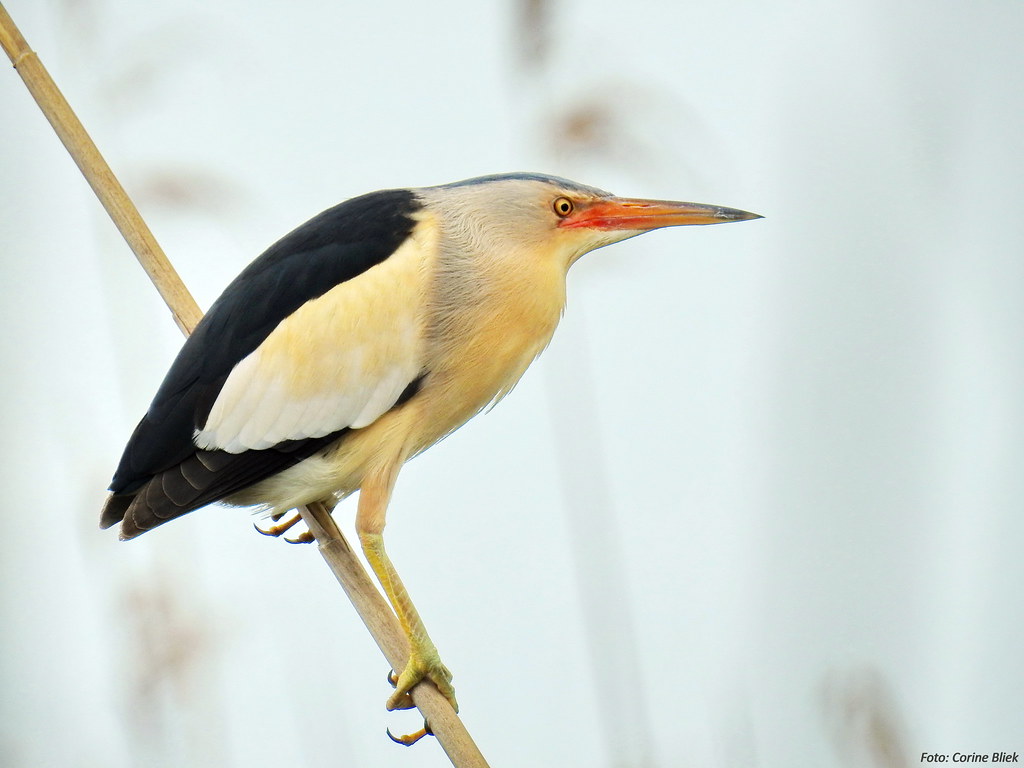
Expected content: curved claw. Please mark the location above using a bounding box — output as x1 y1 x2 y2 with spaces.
254 513 315 544
254 512 302 538
387 720 432 747
254 522 283 538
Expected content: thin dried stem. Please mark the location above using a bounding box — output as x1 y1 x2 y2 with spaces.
0 4 201 335
0 5 487 766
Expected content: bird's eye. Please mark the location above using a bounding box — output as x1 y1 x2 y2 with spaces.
553 197 574 218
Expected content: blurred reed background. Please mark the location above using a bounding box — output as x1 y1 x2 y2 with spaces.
1 1 1021 766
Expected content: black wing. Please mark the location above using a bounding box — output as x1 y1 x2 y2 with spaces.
101 188 421 535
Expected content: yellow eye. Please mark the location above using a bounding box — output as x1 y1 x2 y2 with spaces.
553 197 574 218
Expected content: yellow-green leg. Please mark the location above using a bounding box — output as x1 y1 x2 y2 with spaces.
356 467 458 715
359 531 457 712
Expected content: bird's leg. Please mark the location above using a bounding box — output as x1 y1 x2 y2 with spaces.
360 528 456 712
356 472 458 715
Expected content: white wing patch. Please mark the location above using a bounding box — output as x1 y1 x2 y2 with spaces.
194 217 436 454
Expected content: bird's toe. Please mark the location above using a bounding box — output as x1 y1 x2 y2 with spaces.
387 719 432 746
385 647 458 714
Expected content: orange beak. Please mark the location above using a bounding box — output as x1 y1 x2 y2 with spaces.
560 197 762 231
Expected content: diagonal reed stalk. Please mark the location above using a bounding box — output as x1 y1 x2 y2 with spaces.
0 5 488 766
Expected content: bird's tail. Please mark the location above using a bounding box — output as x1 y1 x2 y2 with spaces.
98 430 350 540
99 493 132 530
98 454 224 540
98 487 183 540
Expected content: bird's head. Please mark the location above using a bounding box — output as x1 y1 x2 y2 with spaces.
420 172 761 269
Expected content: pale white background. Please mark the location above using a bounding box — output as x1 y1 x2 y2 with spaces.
1 1 1022 767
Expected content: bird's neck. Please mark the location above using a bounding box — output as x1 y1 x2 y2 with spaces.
420 239 568 431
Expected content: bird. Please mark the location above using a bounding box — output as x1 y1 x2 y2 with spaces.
100 171 761 725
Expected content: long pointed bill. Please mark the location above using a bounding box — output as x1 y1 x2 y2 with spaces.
560 197 763 231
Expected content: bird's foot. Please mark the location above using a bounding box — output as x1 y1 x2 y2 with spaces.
386 641 458 714
253 513 315 544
